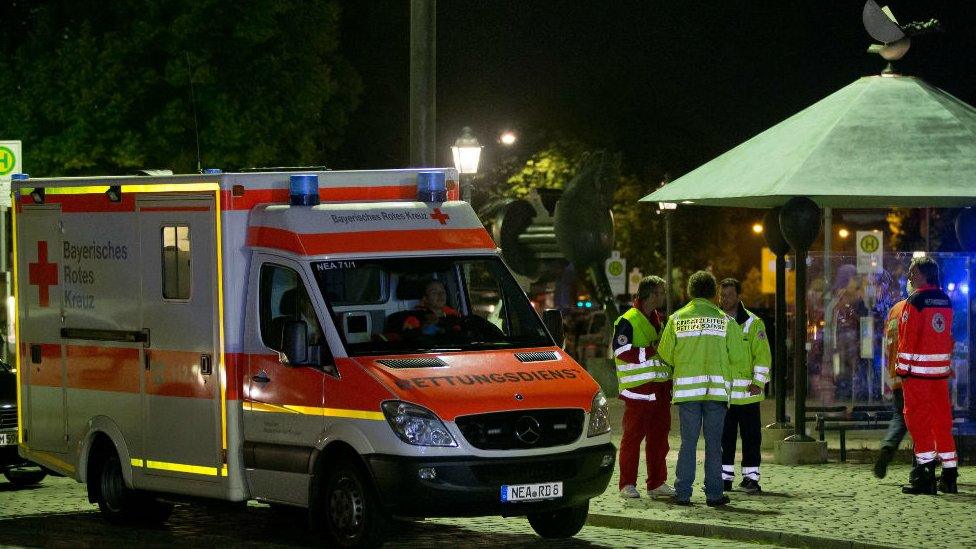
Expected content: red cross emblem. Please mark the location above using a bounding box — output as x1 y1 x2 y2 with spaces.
28 241 58 307
431 208 450 225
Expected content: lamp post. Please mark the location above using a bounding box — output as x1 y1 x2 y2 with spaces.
658 201 677 315
451 127 482 203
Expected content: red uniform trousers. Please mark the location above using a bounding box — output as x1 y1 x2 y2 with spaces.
618 380 672 490
902 376 957 467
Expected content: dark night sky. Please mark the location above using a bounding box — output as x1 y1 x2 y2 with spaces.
336 1 976 179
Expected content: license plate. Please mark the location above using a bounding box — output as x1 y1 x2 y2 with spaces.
500 481 563 502
0 432 13 446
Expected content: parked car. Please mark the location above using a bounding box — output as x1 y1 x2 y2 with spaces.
0 357 46 487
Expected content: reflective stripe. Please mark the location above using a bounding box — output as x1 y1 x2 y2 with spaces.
743 316 755 333
898 352 951 362
674 387 728 399
754 366 770 373
132 458 221 477
613 343 633 357
732 379 753 387
898 363 951 375
916 451 937 464
617 359 662 372
730 391 750 399
638 348 647 363
619 389 657 401
722 465 735 480
675 328 727 338
742 466 760 480
621 371 666 384
943 459 958 467
675 375 726 385
939 452 957 460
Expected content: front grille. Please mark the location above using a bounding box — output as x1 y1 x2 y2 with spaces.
470 457 578 485
514 351 558 363
455 409 584 450
0 409 16 430
377 357 447 369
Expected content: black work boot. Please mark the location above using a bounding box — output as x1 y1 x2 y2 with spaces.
902 462 938 495
874 446 895 479
938 467 959 494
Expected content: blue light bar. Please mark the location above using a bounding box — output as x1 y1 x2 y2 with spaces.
417 171 447 202
290 174 320 206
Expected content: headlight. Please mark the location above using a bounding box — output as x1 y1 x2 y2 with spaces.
587 390 611 437
381 401 457 447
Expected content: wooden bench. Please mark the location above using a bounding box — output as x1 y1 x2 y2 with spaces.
810 406 893 462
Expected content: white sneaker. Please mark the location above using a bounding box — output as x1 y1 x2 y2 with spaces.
647 483 676 497
619 485 640 498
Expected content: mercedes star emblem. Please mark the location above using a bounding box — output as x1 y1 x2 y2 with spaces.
514 415 542 445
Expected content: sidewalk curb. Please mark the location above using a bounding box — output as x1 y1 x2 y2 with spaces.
586 512 897 549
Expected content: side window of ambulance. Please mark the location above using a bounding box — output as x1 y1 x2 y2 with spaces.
161 225 191 299
259 264 324 351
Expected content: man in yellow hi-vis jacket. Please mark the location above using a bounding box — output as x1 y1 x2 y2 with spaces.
658 271 740 507
719 278 772 494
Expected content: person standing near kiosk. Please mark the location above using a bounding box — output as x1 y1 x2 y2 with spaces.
897 257 958 494
718 278 772 494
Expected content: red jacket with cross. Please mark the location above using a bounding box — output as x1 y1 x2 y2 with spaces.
895 284 953 379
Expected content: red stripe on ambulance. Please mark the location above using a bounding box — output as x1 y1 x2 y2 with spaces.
246 226 496 255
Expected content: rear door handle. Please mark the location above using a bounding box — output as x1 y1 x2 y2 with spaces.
201 354 213 376
251 371 270 383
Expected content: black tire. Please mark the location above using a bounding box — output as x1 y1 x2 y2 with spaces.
321 461 386 548
90 451 173 525
527 501 589 539
3 468 47 487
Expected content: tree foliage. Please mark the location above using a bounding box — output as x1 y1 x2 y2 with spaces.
0 0 361 176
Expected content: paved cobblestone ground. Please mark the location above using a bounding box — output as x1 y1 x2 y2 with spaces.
0 476 776 548
1 399 972 548
592 400 976 549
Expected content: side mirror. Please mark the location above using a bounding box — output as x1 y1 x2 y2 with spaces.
542 308 564 347
281 321 308 365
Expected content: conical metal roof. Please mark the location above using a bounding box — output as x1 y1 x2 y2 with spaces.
642 74 976 208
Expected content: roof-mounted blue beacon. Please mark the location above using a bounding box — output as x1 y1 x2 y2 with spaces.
417 171 447 202
290 174 320 206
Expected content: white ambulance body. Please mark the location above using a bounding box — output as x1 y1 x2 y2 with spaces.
13 169 615 545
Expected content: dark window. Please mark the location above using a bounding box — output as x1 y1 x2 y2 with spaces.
259 264 324 351
161 225 191 299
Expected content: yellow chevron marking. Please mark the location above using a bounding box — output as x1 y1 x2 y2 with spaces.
247 401 384 421
137 459 220 476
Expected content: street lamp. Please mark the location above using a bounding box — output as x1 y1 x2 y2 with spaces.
499 130 517 146
752 223 764 234
658 201 677 315
451 127 482 203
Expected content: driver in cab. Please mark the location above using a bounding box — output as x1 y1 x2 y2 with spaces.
402 279 463 337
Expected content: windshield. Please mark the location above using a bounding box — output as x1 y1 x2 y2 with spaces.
312 256 552 355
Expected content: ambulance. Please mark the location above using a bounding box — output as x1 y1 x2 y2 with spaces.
12 168 615 546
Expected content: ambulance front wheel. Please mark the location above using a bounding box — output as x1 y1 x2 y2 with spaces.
321 460 386 548
527 500 589 539
90 451 173 524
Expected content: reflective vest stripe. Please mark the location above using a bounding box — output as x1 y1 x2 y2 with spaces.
619 389 657 401
897 352 951 362
674 387 729 399
613 343 633 357
675 375 726 385
676 328 727 338
897 364 951 375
